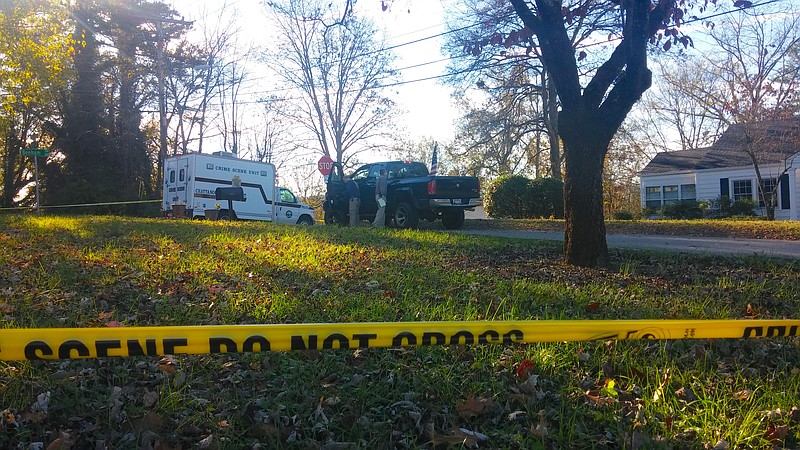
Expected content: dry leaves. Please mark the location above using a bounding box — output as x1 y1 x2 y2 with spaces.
456 396 493 419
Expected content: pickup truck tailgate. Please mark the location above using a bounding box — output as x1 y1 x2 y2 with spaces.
430 177 480 198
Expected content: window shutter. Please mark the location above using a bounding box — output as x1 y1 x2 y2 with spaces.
720 178 729 198
780 174 790 210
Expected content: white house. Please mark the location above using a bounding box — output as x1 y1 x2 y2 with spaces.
639 119 800 220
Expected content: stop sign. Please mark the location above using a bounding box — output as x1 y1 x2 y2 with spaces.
317 155 334 175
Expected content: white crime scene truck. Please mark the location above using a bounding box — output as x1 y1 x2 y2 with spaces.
162 152 315 225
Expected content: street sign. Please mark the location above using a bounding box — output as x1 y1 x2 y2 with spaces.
317 155 334 175
22 148 49 157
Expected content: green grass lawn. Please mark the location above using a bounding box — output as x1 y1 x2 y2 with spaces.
0 214 798 449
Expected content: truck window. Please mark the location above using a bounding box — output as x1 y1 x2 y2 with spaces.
179 168 185 182
395 163 429 179
328 164 343 183
169 170 175 183
368 164 385 179
351 166 370 181
279 188 297 203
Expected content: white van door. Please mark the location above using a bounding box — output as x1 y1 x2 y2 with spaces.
275 187 311 224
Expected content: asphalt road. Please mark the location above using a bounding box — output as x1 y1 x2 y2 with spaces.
455 229 800 259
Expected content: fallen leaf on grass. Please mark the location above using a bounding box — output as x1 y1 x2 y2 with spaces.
196 434 214 449
98 311 113 320
142 390 158 408
712 439 730 450
208 285 224 294
765 423 788 443
675 386 698 402
430 427 488 448
516 359 535 379
456 396 493 419
46 430 74 450
105 321 123 327
791 406 800 422
158 355 178 375
508 410 527 421
131 411 164 433
732 389 753 400
652 369 671 402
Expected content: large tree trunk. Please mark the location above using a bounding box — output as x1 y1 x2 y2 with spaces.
560 108 613 267
562 141 609 267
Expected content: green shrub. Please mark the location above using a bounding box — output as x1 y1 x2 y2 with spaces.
484 174 532 218
613 210 635 220
731 198 756 216
662 200 703 219
530 177 564 218
484 175 564 219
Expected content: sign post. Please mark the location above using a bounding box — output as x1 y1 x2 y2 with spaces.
22 144 50 215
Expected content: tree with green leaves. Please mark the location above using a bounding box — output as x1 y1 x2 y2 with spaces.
0 0 72 208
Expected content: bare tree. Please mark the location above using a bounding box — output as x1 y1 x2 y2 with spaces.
638 56 728 152
165 2 243 155
265 0 399 166
645 7 800 220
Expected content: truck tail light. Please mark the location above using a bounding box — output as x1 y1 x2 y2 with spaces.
427 179 436 195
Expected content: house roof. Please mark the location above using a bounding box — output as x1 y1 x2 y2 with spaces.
640 119 800 175
640 148 712 174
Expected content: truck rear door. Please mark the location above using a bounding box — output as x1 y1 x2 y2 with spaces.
163 157 190 210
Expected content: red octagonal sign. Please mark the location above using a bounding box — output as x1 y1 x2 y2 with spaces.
317 155 334 175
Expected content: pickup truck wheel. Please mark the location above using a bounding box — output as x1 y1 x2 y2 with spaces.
393 202 419 229
441 210 465 229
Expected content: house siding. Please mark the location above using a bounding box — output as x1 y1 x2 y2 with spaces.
640 163 797 220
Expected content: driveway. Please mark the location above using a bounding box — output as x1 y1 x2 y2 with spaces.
454 229 800 259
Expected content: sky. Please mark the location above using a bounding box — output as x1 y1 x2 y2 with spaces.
167 0 461 151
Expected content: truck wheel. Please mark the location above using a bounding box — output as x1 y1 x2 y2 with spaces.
393 202 419 229
324 210 346 225
218 210 236 221
441 210 465 229
297 215 315 226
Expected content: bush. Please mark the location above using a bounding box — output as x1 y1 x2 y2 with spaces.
613 210 635 220
662 200 703 220
530 177 564 218
731 198 756 216
705 196 755 218
484 175 531 218
484 175 564 219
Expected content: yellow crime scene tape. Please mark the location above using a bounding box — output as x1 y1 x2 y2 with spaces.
1 319 798 361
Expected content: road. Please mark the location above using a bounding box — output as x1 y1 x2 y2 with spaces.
454 229 800 259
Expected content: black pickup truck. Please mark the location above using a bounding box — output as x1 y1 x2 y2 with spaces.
323 161 482 229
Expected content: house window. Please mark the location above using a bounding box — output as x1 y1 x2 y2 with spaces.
645 186 661 208
681 184 696 201
663 185 679 204
732 179 753 202
759 178 778 207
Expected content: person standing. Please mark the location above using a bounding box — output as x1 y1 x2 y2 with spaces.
372 168 388 227
344 175 361 227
